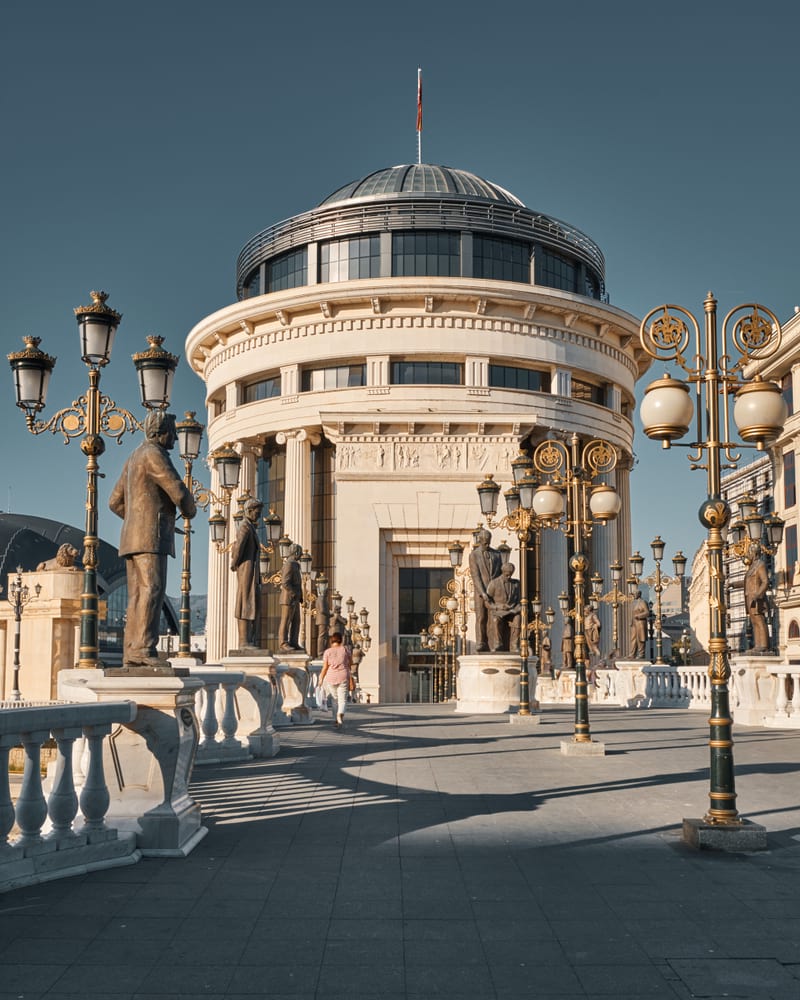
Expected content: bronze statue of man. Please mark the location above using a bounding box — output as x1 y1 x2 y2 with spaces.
230 498 264 650
279 543 303 651
629 589 649 659
314 586 330 658
468 529 503 652
744 550 770 652
109 410 196 668
486 562 522 653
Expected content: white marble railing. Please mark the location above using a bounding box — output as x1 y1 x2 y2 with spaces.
764 664 800 728
1 699 140 892
191 662 282 760
190 668 251 765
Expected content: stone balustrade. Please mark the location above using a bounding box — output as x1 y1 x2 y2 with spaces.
764 663 800 728
188 668 251 765
1 699 140 892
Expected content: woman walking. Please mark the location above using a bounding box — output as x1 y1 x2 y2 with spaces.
319 632 352 729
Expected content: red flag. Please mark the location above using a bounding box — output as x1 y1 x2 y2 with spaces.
416 68 422 132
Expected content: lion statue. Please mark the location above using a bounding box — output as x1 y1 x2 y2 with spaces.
37 543 80 571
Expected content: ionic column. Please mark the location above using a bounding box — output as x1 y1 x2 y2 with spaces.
276 429 320 551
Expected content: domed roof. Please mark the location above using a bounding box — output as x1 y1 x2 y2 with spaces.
319 164 525 208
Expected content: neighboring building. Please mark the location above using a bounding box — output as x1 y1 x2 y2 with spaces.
745 305 800 663
185 163 651 701
721 455 775 653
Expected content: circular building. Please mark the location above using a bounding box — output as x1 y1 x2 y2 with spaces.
185 163 649 701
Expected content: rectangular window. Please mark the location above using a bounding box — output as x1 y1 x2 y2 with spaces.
488 364 550 393
320 236 381 282
783 372 794 417
391 231 460 277
242 376 281 403
786 523 797 588
301 364 366 392
311 439 336 587
398 567 453 636
473 236 530 283
267 248 307 292
537 248 577 292
572 378 607 406
785 449 796 509
390 361 463 385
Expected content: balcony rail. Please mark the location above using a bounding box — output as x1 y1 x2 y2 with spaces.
1 699 140 892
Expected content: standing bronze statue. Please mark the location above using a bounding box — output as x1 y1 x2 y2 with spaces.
629 589 649 659
230 497 264 650
743 550 770 653
314 586 330 658
109 410 196 668
279 543 303 651
560 617 574 674
468 529 503 652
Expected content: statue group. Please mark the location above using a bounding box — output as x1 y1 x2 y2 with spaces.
468 530 522 654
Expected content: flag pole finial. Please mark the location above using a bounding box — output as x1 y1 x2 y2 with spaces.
416 67 422 165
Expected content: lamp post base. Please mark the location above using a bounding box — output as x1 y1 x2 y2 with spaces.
682 817 767 852
560 738 606 757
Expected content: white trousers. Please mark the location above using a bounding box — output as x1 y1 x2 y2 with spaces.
327 681 348 720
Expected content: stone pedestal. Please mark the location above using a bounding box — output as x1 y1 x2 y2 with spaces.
58 669 207 857
221 655 280 757
275 653 313 725
560 737 606 757
730 654 779 726
683 817 768 852
456 654 538 716
614 660 649 707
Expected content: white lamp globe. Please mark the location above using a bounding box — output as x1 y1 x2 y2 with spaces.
640 374 693 442
733 378 788 444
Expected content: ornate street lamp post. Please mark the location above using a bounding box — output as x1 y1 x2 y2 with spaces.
628 541 686 664
447 540 471 659
590 561 632 660
530 435 620 750
639 291 787 847
476 452 544 716
2 567 41 702
174 415 260 657
7 293 177 670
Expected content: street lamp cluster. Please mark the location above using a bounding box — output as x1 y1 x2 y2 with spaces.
628 540 687 664
639 291 787 843
7 292 178 670
477 433 620 747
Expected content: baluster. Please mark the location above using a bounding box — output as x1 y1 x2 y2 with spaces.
220 681 241 748
15 730 50 846
774 673 789 717
0 739 16 848
47 726 82 841
790 670 800 718
79 725 111 834
200 682 221 747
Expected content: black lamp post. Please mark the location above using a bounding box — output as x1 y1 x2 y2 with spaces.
7 293 177 670
3 567 41 702
639 291 787 846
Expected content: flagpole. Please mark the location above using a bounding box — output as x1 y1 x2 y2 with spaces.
416 67 422 165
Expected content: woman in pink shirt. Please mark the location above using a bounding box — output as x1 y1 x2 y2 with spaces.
319 632 352 729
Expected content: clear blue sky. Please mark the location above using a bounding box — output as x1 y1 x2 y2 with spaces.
2 0 799 596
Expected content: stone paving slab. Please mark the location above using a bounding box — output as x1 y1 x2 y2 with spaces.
2 704 800 999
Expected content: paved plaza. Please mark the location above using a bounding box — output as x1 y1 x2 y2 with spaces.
1 703 799 999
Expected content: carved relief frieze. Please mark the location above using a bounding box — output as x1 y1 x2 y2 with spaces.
332 436 521 475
